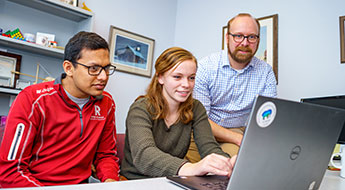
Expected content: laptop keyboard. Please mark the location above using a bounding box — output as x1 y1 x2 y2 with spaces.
200 181 228 190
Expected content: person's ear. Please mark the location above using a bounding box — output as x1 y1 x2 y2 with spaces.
225 33 231 47
157 74 164 85
63 61 74 76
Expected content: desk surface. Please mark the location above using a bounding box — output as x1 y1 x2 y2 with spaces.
319 170 345 190
7 170 345 190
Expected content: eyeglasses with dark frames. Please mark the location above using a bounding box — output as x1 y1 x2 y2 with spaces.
228 33 259 43
73 62 116 76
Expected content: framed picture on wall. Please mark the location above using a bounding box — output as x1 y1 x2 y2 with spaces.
222 14 278 82
340 16 345 63
109 26 155 78
0 51 22 89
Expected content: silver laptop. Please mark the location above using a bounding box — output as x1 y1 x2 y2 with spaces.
167 96 345 190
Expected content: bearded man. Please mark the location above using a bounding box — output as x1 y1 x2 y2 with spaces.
186 13 277 162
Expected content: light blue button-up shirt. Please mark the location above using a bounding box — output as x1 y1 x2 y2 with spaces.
193 50 277 128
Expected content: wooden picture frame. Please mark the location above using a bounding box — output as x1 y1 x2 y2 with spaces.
109 26 155 78
222 14 278 82
340 16 345 63
0 51 21 89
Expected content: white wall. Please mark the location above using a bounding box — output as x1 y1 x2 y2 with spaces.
83 0 345 132
82 0 177 133
174 0 345 101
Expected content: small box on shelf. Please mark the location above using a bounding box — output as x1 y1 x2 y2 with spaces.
36 32 55 47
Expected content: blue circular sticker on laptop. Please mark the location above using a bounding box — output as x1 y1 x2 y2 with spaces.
256 101 277 128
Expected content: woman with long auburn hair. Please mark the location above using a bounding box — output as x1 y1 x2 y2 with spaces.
120 47 236 179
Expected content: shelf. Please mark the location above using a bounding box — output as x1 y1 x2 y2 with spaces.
0 87 20 95
0 0 94 114
0 36 64 59
7 0 94 22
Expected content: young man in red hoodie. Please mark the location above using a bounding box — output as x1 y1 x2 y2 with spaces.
0 31 120 187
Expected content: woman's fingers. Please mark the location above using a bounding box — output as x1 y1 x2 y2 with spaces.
199 154 233 175
179 154 237 177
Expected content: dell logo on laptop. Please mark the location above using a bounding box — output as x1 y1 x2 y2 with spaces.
290 146 301 160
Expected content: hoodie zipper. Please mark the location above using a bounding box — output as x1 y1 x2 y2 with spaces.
78 101 93 138
78 109 84 138
57 82 93 138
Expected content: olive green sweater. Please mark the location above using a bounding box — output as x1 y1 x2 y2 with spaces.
120 98 229 179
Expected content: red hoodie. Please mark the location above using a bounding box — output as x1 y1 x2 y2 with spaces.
0 74 120 188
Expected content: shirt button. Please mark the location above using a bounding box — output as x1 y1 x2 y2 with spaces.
221 119 224 122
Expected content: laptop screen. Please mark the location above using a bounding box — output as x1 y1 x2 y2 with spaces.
301 95 345 144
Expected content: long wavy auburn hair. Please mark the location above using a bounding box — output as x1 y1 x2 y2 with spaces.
137 47 197 124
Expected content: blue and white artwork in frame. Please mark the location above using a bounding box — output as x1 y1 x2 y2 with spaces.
109 26 155 78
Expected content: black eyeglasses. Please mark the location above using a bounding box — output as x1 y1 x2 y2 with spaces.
73 62 116 76
228 33 259 43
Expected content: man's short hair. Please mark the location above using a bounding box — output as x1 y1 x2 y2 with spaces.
227 13 261 35
64 31 109 65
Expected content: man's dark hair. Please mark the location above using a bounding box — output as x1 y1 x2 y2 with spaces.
64 31 109 65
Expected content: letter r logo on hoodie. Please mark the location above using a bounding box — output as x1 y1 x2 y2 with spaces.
94 105 101 116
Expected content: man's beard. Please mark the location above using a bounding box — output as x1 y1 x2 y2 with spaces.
228 45 255 64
